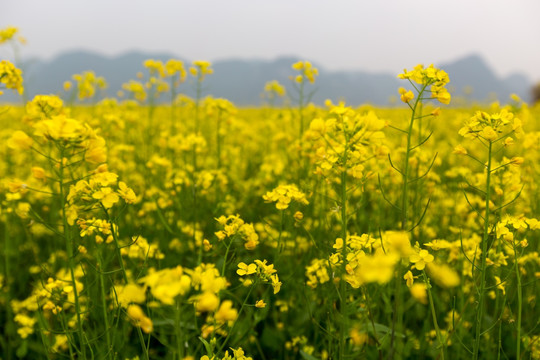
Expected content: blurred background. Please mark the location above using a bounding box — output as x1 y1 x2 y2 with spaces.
2 0 540 105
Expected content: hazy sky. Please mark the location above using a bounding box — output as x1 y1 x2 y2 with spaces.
2 0 540 81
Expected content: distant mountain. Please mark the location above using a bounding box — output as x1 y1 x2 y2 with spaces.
1 51 533 105
439 54 531 103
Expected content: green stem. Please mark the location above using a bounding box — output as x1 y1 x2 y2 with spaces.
277 210 284 257
401 84 429 231
514 245 522 360
3 213 13 360
221 238 233 276
97 249 113 359
176 299 184 360
423 271 446 359
473 140 493 360
390 83 429 358
59 149 87 360
217 283 255 354
339 114 349 360
104 207 128 284
136 325 150 360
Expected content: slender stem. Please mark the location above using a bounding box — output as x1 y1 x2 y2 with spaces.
175 299 184 360
401 84 429 231
217 283 255 353
221 238 233 276
362 286 383 360
514 244 522 359
192 148 202 266
59 148 87 360
3 213 13 360
473 140 493 360
338 114 349 360
423 271 446 359
97 249 113 359
136 326 150 360
104 207 128 284
390 83 429 358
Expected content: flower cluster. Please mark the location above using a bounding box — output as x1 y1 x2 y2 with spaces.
71 71 107 100
0 60 24 95
458 109 523 141
190 60 214 81
307 103 387 179
236 259 281 293
215 214 260 250
292 61 319 84
398 64 451 104
262 184 309 210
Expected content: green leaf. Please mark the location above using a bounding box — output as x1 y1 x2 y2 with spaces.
16 340 28 358
198 336 213 357
362 323 405 338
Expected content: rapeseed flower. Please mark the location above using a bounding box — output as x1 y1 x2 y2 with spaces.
410 249 435 270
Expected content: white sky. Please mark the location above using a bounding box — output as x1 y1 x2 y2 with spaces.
2 0 540 81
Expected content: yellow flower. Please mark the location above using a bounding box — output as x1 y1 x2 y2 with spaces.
453 145 468 155
426 263 460 288
165 59 187 81
398 87 414 103
292 61 318 83
350 328 369 346
114 283 146 307
264 80 286 97
231 347 252 360
191 60 213 80
431 107 441 116
409 249 434 271
479 126 498 141
92 187 120 208
139 267 191 305
384 231 414 258
410 283 427 304
195 292 219 312
292 61 304 71
215 300 238 322
118 181 137 203
510 157 524 166
126 304 153 333
237 262 257 276
34 115 86 141
271 274 282 294
254 259 277 276
255 299 266 308
7 131 33 150
0 60 24 94
31 167 47 181
263 184 309 210
404 270 414 288
0 26 19 44
435 89 451 104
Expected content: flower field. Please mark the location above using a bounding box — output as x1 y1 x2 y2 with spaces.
2 27 540 360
